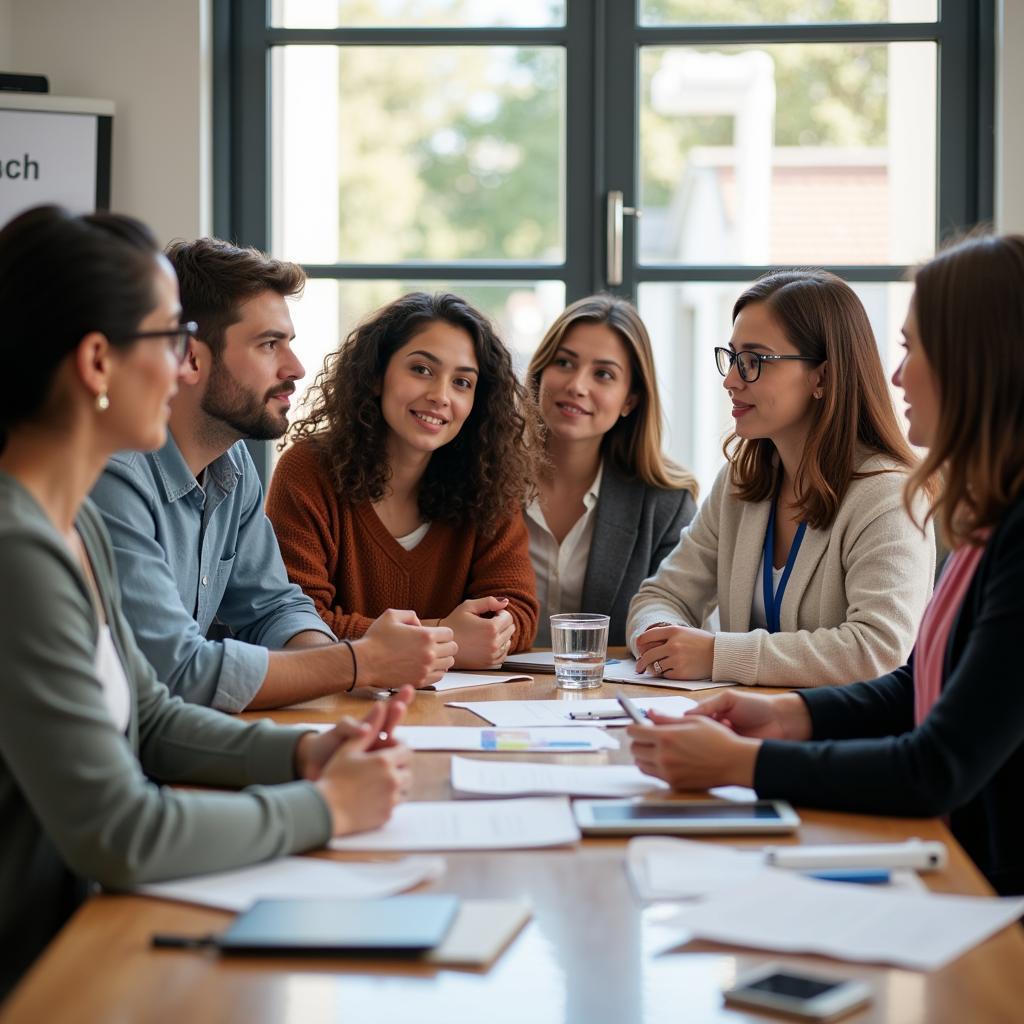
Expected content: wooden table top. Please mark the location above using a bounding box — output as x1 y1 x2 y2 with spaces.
4 671 1024 1024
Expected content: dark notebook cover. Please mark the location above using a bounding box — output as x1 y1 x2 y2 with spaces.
217 895 459 956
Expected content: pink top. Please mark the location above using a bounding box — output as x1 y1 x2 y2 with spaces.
914 536 989 725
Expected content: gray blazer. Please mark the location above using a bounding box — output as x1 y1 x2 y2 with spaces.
0 474 331 997
580 463 697 645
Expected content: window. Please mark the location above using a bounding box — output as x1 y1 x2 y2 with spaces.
216 0 993 490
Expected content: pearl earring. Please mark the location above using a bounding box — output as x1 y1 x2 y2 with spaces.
96 391 110 412
814 389 823 400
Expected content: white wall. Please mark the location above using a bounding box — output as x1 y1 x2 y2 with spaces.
997 0 1024 233
4 0 211 244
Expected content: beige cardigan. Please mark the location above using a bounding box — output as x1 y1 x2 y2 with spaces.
626 456 935 687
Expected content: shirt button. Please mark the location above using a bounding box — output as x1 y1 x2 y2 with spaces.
201 576 209 586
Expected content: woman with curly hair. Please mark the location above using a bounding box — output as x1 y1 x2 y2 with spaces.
267 292 541 674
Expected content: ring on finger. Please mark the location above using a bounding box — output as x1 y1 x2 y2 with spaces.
652 659 664 675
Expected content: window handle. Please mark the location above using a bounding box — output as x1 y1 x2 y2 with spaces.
606 190 641 287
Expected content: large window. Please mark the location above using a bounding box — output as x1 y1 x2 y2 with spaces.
216 0 993 490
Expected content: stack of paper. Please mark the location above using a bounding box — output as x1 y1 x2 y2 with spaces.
451 756 667 797
137 855 446 911
447 695 697 728
329 797 581 852
661 870 1024 971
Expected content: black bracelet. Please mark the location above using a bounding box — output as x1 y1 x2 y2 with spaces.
341 638 357 692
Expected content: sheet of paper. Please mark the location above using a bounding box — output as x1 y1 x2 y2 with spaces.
395 726 618 752
290 724 618 752
447 695 697 728
329 797 581 852
451 755 667 797
420 672 532 693
603 657 731 692
663 870 1024 970
136 855 445 912
709 785 759 802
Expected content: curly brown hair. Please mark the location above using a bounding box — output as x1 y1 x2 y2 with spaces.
288 292 542 535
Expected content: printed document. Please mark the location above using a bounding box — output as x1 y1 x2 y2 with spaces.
663 870 1024 970
451 756 667 797
329 797 582 852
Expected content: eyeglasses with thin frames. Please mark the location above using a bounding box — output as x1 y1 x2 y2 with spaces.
714 346 819 384
123 321 198 364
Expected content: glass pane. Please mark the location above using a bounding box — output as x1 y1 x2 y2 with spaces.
273 0 565 28
639 42 936 266
637 280 914 495
272 46 565 264
277 278 565 465
641 0 936 26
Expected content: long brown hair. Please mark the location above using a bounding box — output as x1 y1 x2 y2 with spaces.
526 294 698 495
727 270 915 529
287 292 541 535
905 234 1024 547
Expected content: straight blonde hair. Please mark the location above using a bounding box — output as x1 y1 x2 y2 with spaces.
527 295 698 496
905 234 1024 547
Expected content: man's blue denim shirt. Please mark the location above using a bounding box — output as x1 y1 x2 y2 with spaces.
90 433 335 711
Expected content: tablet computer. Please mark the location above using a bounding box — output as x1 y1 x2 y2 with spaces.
573 799 800 835
216 895 460 956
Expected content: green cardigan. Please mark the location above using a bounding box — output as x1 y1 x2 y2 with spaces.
0 472 332 996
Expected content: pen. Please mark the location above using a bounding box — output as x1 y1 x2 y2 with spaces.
567 709 625 720
543 741 592 749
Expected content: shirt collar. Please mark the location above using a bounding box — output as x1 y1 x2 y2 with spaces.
526 460 604 522
151 432 243 503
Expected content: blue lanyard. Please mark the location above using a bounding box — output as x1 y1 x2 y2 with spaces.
762 496 807 634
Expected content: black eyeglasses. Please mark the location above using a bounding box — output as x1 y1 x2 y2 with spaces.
714 346 819 383
124 321 198 364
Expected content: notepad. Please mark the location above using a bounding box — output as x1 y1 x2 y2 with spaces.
137 855 445 912
424 899 532 967
447 695 697 728
328 797 581 851
451 756 667 797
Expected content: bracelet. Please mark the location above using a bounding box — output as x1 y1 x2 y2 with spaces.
341 638 357 692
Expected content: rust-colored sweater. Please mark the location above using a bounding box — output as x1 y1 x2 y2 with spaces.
266 439 539 650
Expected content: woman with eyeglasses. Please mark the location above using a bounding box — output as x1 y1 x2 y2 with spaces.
628 236 1024 895
626 269 935 687
524 295 698 647
0 206 413 996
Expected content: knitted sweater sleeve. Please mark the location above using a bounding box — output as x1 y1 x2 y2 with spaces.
265 441 376 639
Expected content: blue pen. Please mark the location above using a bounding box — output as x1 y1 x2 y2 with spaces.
805 868 891 885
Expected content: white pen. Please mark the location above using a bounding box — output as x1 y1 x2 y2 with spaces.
763 839 947 872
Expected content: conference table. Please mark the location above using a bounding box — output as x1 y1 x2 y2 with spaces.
4 667 1024 1024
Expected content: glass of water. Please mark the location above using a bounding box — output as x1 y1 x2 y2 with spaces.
550 613 610 690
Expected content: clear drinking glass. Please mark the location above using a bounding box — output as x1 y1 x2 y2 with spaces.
550 613 609 690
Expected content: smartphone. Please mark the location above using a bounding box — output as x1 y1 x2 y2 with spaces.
616 693 652 726
723 964 872 1020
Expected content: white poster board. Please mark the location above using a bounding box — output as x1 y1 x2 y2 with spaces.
0 94 113 227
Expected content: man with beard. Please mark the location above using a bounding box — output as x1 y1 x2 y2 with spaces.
90 238 457 711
